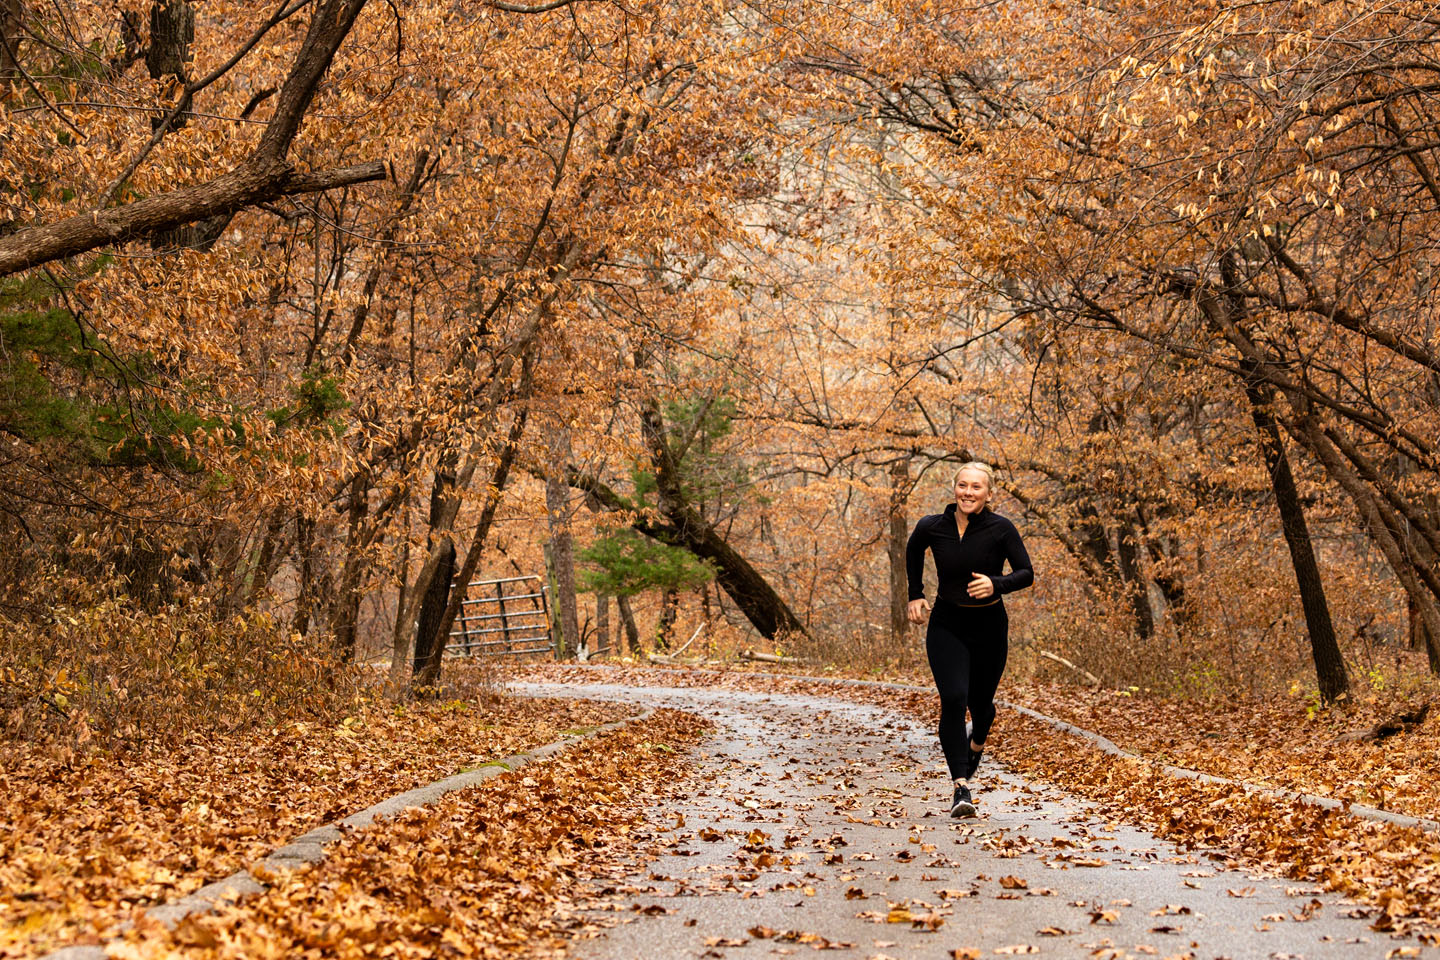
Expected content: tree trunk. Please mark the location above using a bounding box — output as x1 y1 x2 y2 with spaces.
391 505 412 662
414 405 527 688
204 521 246 618
544 542 562 657
1398 454 1439 663
411 538 455 680
1137 507 1193 633
291 516 315 637
673 515 804 640
576 468 806 643
1067 412 1152 633
1246 385 1349 701
1312 428 1440 671
656 588 678 649
1369 500 1440 674
244 508 289 605
403 348 536 684
0 0 22 83
617 595 640 656
1292 418 1440 675
390 461 461 684
634 391 806 642
888 455 910 645
147 0 194 80
545 458 581 659
596 593 611 655
1115 521 1156 641
331 470 370 661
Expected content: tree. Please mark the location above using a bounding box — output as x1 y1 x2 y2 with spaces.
2 0 786 689
578 527 714 649
788 0 1440 696
0 0 384 278
567 386 810 643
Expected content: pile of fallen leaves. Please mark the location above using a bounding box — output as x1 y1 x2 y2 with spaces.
1 693 637 958
999 680 1440 820
109 708 709 960
505 662 1440 932
994 710 1440 935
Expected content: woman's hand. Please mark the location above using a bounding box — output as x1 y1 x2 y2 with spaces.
967 574 994 599
906 598 931 624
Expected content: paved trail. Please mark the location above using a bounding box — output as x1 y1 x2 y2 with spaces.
512 681 1423 960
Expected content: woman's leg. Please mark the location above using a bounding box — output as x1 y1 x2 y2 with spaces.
964 605 1009 775
925 605 973 782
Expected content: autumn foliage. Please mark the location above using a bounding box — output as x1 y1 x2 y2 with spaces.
3 0 1439 711
1 679 642 957
3 0 1440 947
106 709 709 960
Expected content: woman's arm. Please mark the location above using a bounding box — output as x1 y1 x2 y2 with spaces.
990 522 1034 595
905 518 930 600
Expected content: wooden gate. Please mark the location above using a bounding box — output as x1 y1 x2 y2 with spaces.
445 575 554 658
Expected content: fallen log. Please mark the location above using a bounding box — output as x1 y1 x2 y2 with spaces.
646 654 722 666
740 649 799 665
1332 702 1431 743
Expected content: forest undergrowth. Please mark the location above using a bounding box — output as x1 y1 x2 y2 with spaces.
506 661 1440 933
0 582 362 748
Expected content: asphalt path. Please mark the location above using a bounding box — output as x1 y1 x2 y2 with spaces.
510 680 1426 960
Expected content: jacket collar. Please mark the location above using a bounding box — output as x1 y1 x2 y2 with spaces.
943 502 994 523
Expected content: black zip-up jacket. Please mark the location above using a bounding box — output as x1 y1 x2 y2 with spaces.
906 503 1034 607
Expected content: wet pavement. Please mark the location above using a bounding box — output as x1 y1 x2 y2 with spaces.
510 680 1426 960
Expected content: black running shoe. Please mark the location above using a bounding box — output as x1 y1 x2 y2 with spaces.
950 783 976 818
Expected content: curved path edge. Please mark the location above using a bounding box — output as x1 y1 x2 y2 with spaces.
565 662 1440 835
40 707 655 960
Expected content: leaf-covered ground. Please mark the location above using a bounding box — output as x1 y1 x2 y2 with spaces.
506 662 1440 933
1000 681 1440 821
996 711 1440 936
107 708 709 960
1 692 637 959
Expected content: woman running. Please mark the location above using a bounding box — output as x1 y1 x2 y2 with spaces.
906 462 1034 817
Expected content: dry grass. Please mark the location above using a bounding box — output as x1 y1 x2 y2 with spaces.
0 589 361 749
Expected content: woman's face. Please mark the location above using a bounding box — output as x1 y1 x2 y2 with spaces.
954 469 990 515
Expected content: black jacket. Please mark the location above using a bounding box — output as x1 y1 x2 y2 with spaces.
906 504 1034 607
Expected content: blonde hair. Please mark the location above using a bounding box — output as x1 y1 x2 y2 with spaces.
952 461 996 500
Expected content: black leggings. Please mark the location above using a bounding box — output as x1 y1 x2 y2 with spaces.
925 598 1009 781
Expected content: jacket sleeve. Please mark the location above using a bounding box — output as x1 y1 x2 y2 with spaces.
905 518 929 601
991 520 1034 595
